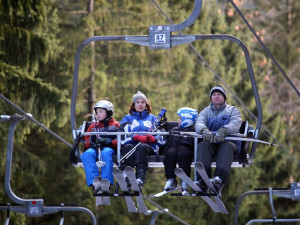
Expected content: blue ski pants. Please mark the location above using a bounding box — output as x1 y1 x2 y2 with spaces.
81 147 115 186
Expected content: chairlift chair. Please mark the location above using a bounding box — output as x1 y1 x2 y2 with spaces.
70 0 262 169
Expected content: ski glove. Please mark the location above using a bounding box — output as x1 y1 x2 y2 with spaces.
90 141 101 149
96 137 112 147
146 134 156 143
214 127 228 142
201 128 214 142
133 135 148 143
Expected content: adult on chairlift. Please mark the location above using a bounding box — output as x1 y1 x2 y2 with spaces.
81 100 120 191
195 85 242 196
119 91 166 192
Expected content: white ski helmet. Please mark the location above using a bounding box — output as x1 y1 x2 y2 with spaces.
177 107 198 128
94 100 114 117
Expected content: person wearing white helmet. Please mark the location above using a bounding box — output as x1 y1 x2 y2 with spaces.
81 100 120 191
195 85 242 196
163 107 198 194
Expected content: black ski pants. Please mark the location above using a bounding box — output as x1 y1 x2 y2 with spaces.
120 143 154 171
163 147 193 179
196 141 237 185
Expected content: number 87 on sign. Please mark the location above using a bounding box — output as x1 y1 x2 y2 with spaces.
155 34 166 43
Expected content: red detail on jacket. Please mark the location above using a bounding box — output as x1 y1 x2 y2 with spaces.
84 118 120 150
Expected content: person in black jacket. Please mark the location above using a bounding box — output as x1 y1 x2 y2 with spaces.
163 107 198 194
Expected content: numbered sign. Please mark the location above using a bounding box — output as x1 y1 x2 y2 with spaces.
155 34 166 43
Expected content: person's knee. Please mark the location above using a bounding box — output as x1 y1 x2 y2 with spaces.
220 141 236 153
165 149 176 158
198 141 211 149
81 148 96 158
101 147 114 156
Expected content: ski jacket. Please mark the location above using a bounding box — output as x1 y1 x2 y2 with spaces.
119 110 166 154
164 125 195 153
195 102 242 152
84 118 120 150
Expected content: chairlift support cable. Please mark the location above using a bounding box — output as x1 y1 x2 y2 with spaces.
229 0 300 97
150 0 300 165
0 93 72 148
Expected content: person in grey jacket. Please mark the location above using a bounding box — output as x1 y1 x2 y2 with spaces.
195 85 242 196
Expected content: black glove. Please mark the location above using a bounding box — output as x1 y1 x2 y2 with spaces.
96 137 112 147
214 127 228 142
169 130 181 137
201 128 214 142
90 141 100 149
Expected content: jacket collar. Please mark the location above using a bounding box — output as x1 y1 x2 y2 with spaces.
210 102 227 112
132 110 148 119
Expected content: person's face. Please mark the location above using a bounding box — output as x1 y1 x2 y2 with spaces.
134 99 146 112
211 92 225 107
95 108 107 121
178 117 182 126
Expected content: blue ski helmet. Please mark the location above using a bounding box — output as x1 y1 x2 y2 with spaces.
177 107 198 128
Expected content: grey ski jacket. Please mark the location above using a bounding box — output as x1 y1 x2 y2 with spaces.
195 102 242 152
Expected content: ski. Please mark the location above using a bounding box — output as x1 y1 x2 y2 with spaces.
113 168 138 213
93 176 103 206
195 163 228 214
174 168 220 213
100 179 111 205
124 166 148 213
149 187 180 198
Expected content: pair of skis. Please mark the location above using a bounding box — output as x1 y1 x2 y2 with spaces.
149 163 228 214
93 177 111 206
113 167 148 213
174 163 228 214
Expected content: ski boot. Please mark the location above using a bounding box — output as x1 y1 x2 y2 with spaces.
124 176 132 192
136 167 147 193
136 178 144 193
194 178 208 193
164 178 177 191
92 176 102 194
180 180 189 196
210 176 224 196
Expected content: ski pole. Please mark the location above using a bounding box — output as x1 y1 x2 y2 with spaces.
118 142 142 164
174 132 278 146
96 146 106 167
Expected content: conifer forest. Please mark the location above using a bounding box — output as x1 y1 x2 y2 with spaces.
0 0 299 224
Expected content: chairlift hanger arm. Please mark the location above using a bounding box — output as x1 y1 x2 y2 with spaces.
169 0 202 32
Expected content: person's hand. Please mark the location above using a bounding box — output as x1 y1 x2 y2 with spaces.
96 137 112 147
214 127 228 142
146 135 156 143
133 135 148 143
90 141 100 149
201 128 214 142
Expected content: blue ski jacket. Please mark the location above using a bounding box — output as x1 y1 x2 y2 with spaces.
119 110 166 154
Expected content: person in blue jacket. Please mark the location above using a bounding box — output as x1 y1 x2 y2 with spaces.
195 85 242 196
119 91 165 191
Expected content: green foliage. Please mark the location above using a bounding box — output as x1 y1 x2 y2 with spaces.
0 0 299 224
